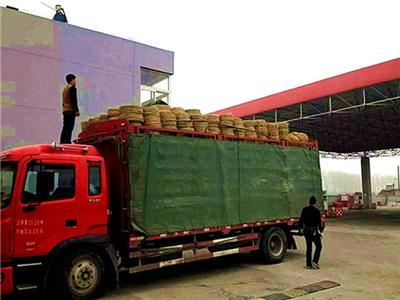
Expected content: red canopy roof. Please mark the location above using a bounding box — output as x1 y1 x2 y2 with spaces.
213 58 400 117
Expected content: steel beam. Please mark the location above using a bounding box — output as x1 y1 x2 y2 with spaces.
283 95 400 122
320 149 400 158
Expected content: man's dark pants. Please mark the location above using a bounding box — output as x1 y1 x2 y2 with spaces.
304 227 322 267
60 111 76 144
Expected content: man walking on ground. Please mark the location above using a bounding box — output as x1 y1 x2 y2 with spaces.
60 74 80 144
300 196 324 269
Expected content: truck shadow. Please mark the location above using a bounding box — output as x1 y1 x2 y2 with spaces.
4 252 304 299
115 251 303 291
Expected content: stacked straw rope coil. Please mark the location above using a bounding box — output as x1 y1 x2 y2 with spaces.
254 119 269 140
88 116 100 124
119 105 144 126
233 117 246 137
81 120 90 131
171 107 185 114
80 104 310 143
287 131 309 143
82 118 95 131
107 108 120 120
186 109 208 133
266 122 279 140
175 109 194 131
160 110 177 129
99 115 108 121
206 114 220 134
243 120 257 138
153 104 171 112
278 122 289 140
219 114 235 136
139 104 178 130
82 116 101 131
143 106 162 128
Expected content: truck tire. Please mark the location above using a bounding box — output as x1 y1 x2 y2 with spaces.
59 250 106 299
259 227 287 264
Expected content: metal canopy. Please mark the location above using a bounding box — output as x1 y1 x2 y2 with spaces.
214 58 400 154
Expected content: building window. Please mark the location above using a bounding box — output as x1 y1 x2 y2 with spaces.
140 68 170 105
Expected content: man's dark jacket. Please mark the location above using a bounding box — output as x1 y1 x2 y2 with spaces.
299 205 323 232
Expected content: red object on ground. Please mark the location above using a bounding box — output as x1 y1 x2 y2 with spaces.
334 200 348 208
335 208 344 218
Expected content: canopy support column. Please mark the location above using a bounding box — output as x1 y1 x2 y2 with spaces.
361 156 372 209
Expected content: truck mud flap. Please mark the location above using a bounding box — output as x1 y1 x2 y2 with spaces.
287 234 297 250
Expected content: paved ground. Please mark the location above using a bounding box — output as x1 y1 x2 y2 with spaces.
8 208 400 299
107 208 400 300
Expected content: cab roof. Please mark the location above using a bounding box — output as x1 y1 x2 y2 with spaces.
0 143 101 161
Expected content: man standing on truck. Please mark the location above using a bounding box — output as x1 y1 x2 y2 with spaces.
60 73 80 144
300 196 323 269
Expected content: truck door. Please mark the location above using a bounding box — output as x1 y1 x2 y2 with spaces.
77 161 108 236
1 161 18 262
14 158 81 258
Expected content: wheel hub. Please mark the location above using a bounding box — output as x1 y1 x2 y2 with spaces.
70 260 98 292
269 234 283 256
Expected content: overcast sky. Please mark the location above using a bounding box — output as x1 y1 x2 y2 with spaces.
2 0 400 182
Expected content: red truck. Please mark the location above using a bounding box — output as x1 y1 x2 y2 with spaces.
0 120 322 299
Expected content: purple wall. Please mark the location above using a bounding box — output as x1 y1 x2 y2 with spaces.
0 7 174 149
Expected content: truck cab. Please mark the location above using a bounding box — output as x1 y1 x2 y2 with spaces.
1 143 112 297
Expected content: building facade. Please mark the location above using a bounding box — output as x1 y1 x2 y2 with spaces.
1 7 174 149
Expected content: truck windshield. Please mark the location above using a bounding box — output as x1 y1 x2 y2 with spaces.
1 162 17 209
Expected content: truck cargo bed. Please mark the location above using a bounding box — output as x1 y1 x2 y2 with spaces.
78 120 322 237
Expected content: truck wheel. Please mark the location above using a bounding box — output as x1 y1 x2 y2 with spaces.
259 227 287 264
60 251 105 299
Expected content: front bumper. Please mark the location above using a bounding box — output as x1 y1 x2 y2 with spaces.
0 266 13 295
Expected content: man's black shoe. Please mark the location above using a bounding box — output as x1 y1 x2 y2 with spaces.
312 262 320 269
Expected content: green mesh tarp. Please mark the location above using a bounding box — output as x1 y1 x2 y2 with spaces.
129 134 322 235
